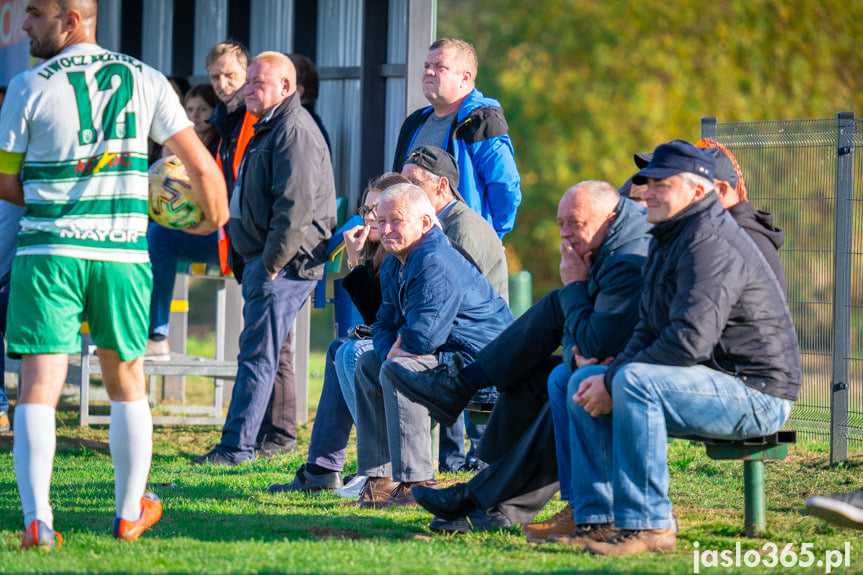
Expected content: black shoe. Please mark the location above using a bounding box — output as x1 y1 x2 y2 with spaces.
268 464 343 493
189 448 245 466
429 515 471 533
806 488 863 530
467 507 513 530
257 440 297 459
388 354 473 427
429 508 513 533
412 482 475 521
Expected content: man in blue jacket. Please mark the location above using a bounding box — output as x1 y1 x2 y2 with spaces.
353 183 513 509
392 38 521 238
397 182 651 531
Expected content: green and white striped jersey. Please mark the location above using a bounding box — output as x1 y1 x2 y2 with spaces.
0 43 191 263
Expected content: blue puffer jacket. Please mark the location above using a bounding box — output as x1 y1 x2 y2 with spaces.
372 225 514 362
559 197 652 371
392 89 522 238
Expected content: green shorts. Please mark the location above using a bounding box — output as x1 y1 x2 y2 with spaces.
7 254 152 361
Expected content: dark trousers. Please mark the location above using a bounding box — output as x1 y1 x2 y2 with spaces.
475 289 565 464
471 403 560 525
218 257 316 461
465 289 567 522
257 330 295 447
439 412 485 471
307 337 354 472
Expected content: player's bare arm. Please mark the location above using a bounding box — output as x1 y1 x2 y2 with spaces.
163 127 229 235
0 150 25 206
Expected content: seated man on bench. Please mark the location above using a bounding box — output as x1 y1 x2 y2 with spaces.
564 141 801 556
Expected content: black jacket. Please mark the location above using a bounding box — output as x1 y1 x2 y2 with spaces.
228 93 336 280
728 200 786 293
209 98 247 194
341 263 382 325
605 193 802 401
559 197 652 370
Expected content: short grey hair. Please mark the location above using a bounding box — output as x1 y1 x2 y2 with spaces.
568 180 620 215
380 183 437 220
680 172 717 196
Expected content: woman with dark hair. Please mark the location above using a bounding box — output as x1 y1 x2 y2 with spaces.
183 84 219 157
268 173 409 495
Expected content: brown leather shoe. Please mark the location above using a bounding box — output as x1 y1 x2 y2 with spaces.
357 477 401 509
546 523 617 547
524 506 575 543
584 527 676 556
376 480 439 509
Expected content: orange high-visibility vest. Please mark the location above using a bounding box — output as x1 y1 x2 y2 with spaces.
216 111 257 274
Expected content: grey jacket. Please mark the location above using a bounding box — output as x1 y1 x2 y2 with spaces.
440 200 509 301
229 93 336 279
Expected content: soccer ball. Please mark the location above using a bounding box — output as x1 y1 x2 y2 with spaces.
148 155 203 229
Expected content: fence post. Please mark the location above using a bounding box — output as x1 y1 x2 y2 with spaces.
508 271 532 318
830 111 854 465
700 116 717 140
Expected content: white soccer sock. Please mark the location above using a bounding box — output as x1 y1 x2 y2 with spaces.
110 397 153 521
13 403 57 529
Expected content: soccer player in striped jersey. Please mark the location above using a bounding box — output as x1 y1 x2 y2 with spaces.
0 0 228 549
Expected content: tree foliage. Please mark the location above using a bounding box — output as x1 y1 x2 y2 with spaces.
438 0 863 293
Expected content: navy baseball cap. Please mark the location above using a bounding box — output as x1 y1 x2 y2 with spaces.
632 141 716 185
702 147 739 188
633 139 694 170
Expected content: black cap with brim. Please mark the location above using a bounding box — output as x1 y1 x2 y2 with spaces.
405 145 462 198
632 141 716 185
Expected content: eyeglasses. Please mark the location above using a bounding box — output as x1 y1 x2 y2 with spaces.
358 203 379 219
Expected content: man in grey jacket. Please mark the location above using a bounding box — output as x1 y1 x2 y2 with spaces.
192 51 336 465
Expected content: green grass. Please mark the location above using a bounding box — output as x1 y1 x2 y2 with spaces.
1 350 861 573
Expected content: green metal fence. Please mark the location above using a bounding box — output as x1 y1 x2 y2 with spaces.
702 114 863 464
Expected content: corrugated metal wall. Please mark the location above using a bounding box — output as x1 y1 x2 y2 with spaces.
317 0 363 201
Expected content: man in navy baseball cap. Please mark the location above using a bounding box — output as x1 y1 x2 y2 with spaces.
631 141 716 223
565 138 800 556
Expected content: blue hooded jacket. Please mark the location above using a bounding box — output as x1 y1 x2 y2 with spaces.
392 89 522 238
372 225 514 362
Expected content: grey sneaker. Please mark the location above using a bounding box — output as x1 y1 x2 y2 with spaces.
806 489 863 530
145 338 170 362
335 474 368 499
267 464 343 493
0 410 9 433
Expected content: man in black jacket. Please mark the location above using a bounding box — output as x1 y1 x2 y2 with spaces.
566 141 801 556
192 52 336 465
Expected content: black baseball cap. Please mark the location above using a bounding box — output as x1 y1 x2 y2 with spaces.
405 146 460 192
702 147 739 188
632 141 716 185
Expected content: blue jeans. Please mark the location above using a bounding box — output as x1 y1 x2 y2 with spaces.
567 363 793 530
307 338 354 472
147 222 219 338
334 337 373 423
547 362 573 503
218 256 316 461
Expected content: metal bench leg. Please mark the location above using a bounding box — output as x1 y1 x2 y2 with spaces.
743 460 765 537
